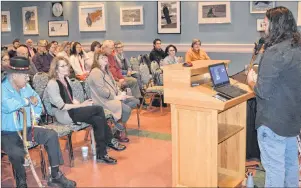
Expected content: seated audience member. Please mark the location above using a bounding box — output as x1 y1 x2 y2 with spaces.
149 38 166 63
2 56 76 187
46 56 126 164
69 42 89 81
1 52 10 79
47 41 57 60
185 39 210 62
8 38 20 58
25 39 37 58
87 53 140 142
162 44 180 66
114 41 142 88
51 40 59 54
103 40 142 99
86 41 102 71
32 40 52 73
17 44 38 76
56 41 71 60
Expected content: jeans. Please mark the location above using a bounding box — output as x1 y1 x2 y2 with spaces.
257 125 299 187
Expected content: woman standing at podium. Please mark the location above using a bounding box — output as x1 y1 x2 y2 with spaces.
247 6 301 187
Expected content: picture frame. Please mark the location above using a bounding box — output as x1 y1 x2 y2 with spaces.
157 1 181 34
297 1 301 26
78 4 106 32
1 11 11 32
120 6 143 26
48 20 69 37
22 6 39 35
198 2 231 24
256 19 265 32
250 1 275 14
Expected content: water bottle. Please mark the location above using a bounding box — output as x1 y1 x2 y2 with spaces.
246 172 254 188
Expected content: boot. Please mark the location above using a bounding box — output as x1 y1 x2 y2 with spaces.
114 130 130 143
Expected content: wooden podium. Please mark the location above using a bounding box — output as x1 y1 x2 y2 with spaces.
163 60 255 187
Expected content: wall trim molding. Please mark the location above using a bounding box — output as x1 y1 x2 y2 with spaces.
4 43 255 53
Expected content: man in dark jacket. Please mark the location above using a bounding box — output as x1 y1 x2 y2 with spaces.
8 38 20 58
32 40 53 73
149 39 166 63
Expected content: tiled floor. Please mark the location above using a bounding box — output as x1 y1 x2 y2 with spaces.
1 107 301 187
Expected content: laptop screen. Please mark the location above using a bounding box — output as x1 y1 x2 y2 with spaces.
208 63 230 87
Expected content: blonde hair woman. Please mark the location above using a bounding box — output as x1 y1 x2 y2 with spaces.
46 56 126 164
56 41 71 60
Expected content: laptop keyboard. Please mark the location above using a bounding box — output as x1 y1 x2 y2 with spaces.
215 85 248 98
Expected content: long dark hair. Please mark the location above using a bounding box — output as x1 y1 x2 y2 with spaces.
264 6 301 49
70 42 83 57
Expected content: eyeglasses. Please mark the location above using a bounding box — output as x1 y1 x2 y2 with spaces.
115 46 123 49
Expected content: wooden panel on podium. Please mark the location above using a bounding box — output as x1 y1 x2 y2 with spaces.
164 60 255 187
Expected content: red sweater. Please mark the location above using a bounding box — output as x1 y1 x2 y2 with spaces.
107 54 124 80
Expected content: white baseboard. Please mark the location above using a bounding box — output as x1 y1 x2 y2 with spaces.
4 43 254 53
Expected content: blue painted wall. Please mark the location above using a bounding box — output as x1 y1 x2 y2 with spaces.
1 1 299 74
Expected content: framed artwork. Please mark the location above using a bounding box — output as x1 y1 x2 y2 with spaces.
157 1 181 34
120 6 143 26
1 11 11 32
297 1 301 26
78 4 106 32
198 2 231 24
256 19 265 31
48 20 69 37
22 6 39 35
250 1 275 14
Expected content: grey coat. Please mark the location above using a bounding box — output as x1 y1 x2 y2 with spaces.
45 78 73 125
86 68 122 121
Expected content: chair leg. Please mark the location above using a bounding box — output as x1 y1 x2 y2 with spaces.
139 95 146 112
39 146 47 180
84 128 91 141
67 133 74 167
136 105 140 129
159 93 163 113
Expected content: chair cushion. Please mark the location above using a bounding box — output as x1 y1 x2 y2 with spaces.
43 123 72 137
67 122 91 132
146 86 164 94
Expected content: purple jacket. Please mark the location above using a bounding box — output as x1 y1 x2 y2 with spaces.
32 52 54 72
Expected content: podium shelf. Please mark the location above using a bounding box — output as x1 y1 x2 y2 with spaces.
218 173 242 187
218 124 244 144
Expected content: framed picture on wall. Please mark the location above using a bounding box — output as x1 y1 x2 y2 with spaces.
78 4 106 32
157 1 181 34
256 19 265 31
250 1 275 14
48 20 69 37
1 11 11 32
198 2 231 24
297 1 301 26
22 6 39 35
120 6 143 26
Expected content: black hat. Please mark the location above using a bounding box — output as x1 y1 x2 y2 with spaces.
6 56 31 74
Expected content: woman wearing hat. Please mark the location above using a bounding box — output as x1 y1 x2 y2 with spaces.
1 56 77 187
185 39 210 62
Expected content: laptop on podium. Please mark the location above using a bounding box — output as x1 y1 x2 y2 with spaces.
208 63 248 99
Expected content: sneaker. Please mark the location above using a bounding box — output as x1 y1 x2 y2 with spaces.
107 138 126 151
48 171 76 188
96 154 117 165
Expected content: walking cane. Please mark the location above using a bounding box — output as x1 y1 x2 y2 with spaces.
20 108 44 187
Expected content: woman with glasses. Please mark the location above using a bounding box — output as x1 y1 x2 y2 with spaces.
162 44 181 66
45 56 126 165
